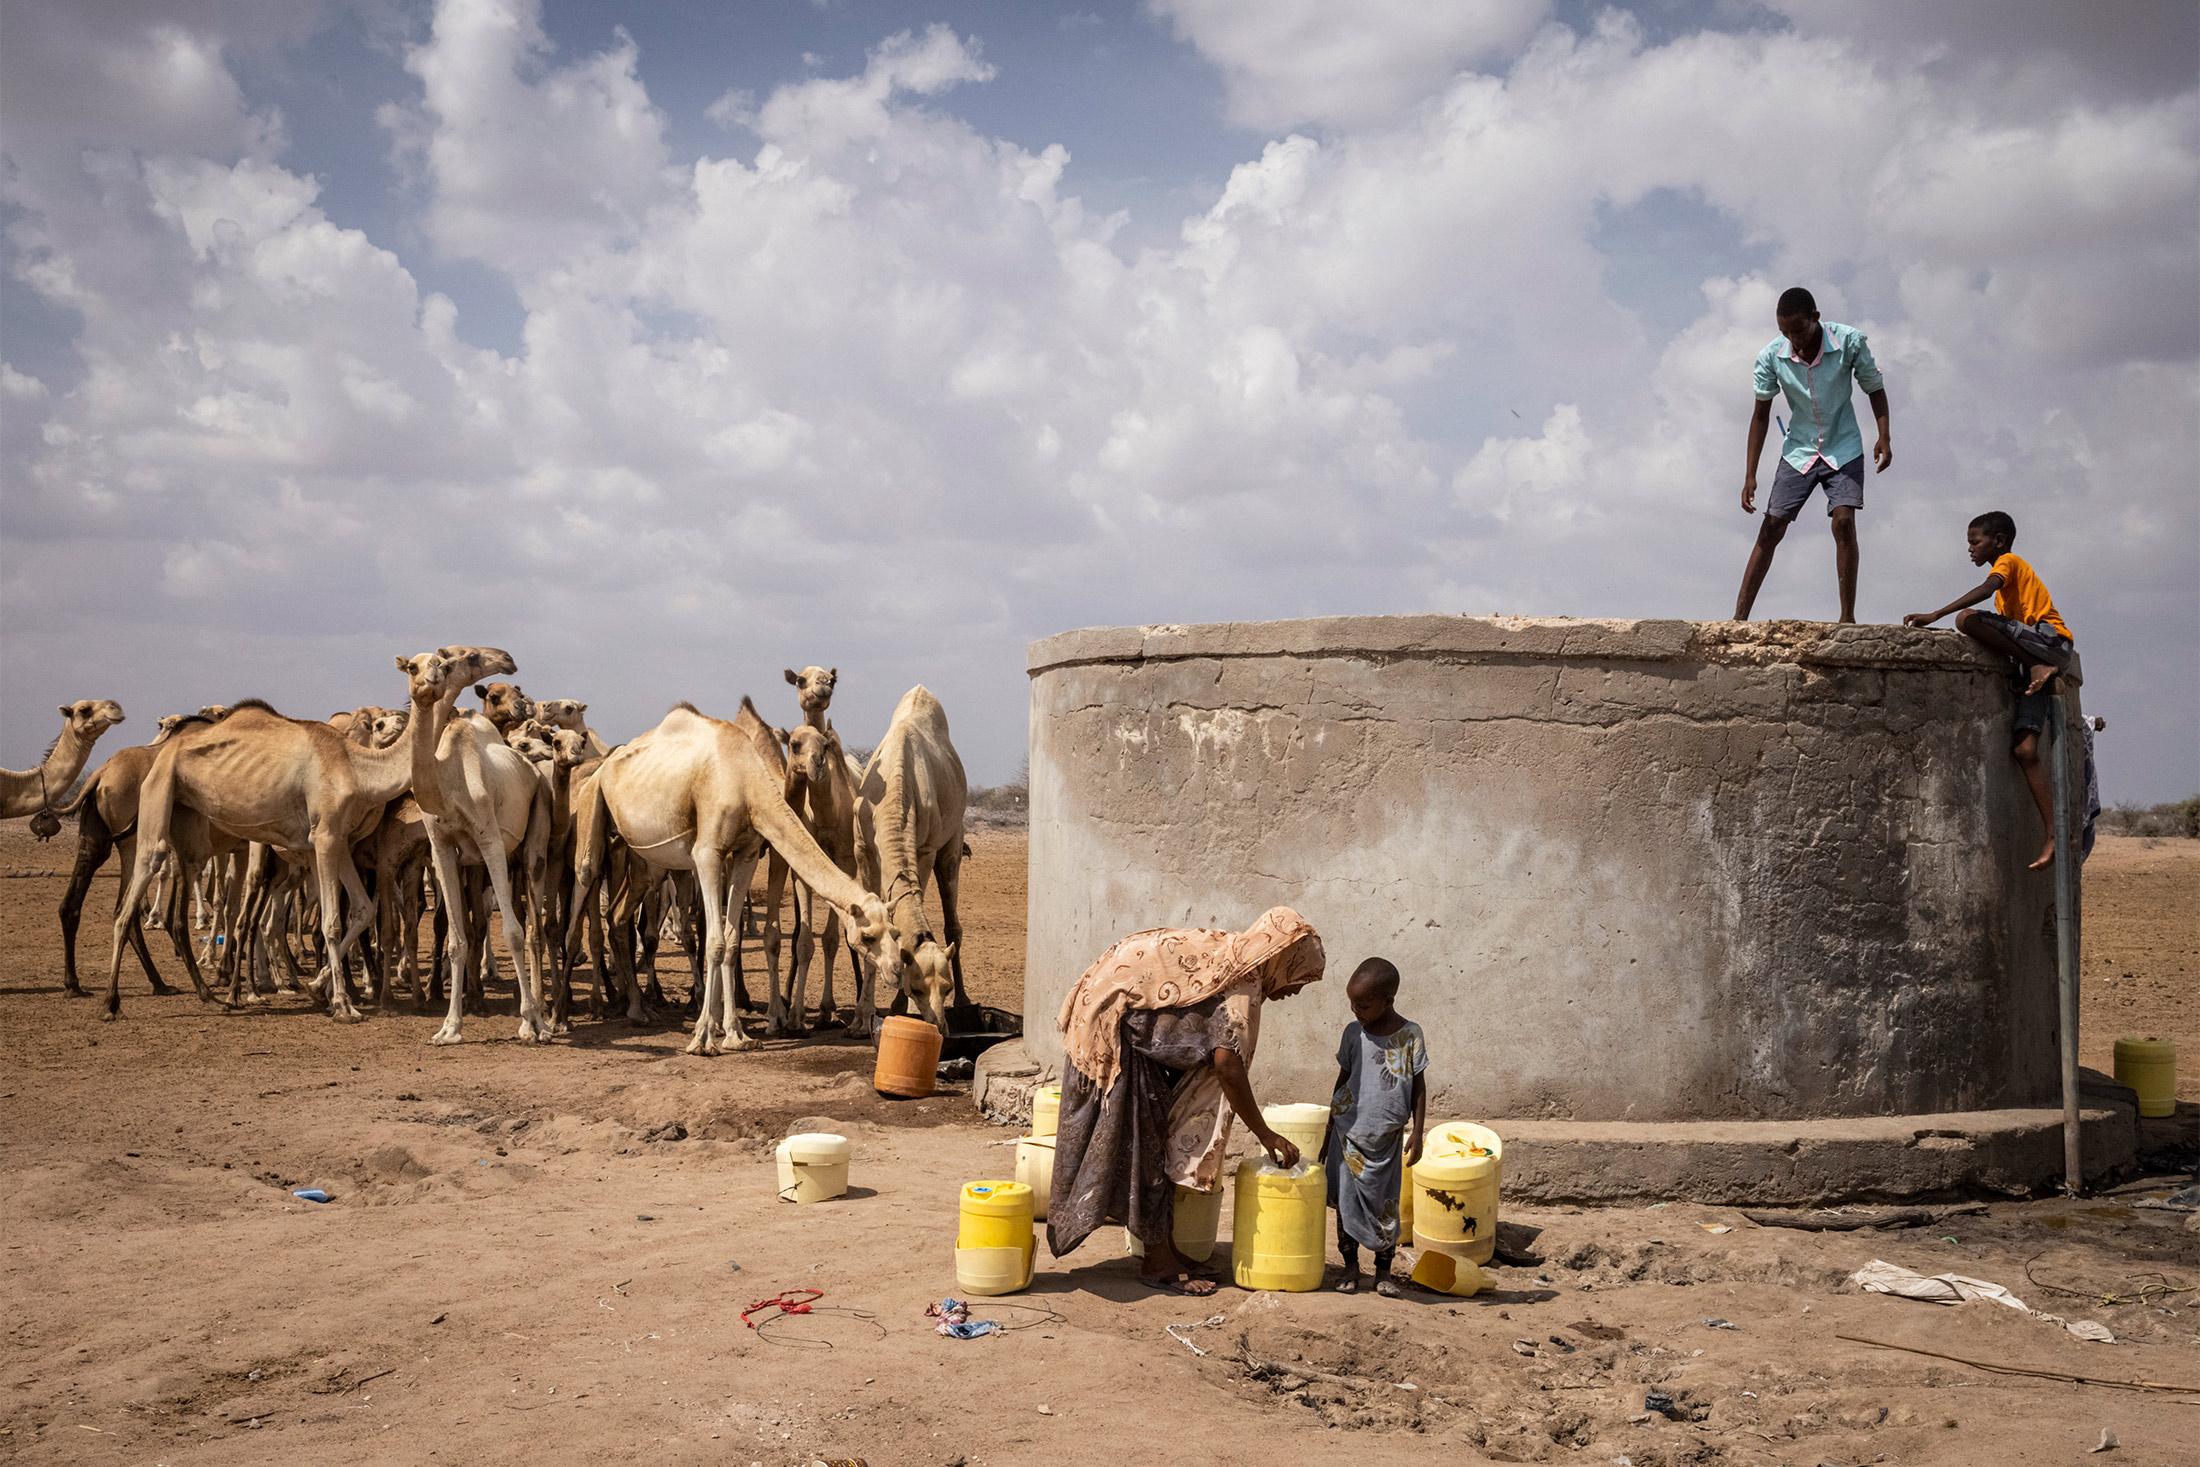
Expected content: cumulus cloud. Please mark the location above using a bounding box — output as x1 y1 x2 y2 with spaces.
1 0 2194 796
1149 0 1551 130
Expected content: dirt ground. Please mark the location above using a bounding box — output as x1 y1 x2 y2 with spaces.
2 825 2195 1467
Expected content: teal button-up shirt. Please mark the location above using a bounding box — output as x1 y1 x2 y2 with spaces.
1753 321 1884 472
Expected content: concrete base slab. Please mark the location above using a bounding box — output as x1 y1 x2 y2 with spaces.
1498 1104 2137 1206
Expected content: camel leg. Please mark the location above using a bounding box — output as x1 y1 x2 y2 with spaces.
718 852 763 1052
104 759 180 1019
426 832 471 1045
935 844 971 1011
814 902 844 1030
60 806 137 996
762 854 799 1037
685 847 728 1056
787 884 818 1036
308 833 364 1023
474 827 545 1043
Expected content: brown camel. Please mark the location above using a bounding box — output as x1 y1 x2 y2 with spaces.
103 647 515 1021
568 699 902 1055
776 721 863 1033
6 700 125 827
54 710 227 999
475 682 533 735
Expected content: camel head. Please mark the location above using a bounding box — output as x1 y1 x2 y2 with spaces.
842 892 903 994
60 700 125 740
507 731 556 767
397 647 513 711
367 708 409 749
780 723 837 787
515 719 587 769
906 937 956 1031
474 680 533 731
534 697 588 731
153 714 190 744
784 666 837 717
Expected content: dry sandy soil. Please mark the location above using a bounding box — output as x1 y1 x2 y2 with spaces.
2 826 2195 1466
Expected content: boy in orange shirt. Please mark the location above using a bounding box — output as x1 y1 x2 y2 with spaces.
1904 510 2074 868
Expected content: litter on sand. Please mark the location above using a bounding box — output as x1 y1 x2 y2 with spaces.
1165 1313 1228 1357
2065 1320 2116 1344
1703 1317 1739 1330
1851 1259 2028 1310
926 1298 1000 1340
2090 1428 2119 1453
291 1188 331 1204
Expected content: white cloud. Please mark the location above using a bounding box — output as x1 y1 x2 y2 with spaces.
1149 0 1550 130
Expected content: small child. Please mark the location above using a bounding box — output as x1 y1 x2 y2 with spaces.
1321 957 1428 1297
1904 510 2075 869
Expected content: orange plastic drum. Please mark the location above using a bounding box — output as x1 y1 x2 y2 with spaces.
874 1015 943 1097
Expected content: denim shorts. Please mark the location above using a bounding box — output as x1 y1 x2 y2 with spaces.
1767 455 1864 520
1970 611 2075 744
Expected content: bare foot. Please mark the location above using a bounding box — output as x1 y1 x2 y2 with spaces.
2029 842 2055 871
1374 1276 1403 1298
2023 663 2059 696
1335 1273 1359 1294
1144 1271 1217 1297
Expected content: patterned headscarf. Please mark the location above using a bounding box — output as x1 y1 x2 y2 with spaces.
1057 906 1324 1093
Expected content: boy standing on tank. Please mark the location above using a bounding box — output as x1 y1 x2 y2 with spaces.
1733 286 1892 623
1904 510 2076 869
1320 958 1428 1297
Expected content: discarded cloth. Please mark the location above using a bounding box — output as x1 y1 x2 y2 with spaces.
1851 1259 2028 1310
926 1297 1000 1340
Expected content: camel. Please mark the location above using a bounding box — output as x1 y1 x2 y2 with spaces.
532 699 611 757
54 710 227 999
6 700 125 828
403 653 554 1045
475 682 533 736
103 647 515 1021
784 666 837 727
567 699 902 1055
852 685 969 1034
775 721 863 1034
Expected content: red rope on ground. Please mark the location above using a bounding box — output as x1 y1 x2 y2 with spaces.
741 1289 822 1330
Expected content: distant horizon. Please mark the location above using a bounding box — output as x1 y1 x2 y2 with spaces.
4 1 2195 800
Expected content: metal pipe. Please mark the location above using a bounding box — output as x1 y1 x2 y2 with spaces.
2050 698 2080 1194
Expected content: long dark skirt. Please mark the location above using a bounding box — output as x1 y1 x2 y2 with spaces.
1046 992 1238 1259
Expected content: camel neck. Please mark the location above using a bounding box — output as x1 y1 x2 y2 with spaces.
345 709 419 805
43 724 94 785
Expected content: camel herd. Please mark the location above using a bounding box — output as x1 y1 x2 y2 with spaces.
2 648 975 1054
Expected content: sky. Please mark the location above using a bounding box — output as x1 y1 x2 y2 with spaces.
3 0 2196 800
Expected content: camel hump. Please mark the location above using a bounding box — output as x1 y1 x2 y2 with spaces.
890 684 949 734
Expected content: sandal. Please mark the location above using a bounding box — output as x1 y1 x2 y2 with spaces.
1144 1271 1218 1297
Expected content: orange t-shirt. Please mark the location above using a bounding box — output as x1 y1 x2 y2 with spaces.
1991 553 2072 642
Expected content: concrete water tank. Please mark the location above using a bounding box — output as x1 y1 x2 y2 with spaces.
1024 617 2092 1192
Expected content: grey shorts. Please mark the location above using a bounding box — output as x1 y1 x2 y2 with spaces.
1969 611 2074 744
1767 455 1864 520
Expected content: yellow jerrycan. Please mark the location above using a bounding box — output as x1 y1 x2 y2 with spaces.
1013 1135 1057 1219
1413 1122 1501 1264
1260 1102 1331 1163
1125 1183 1227 1265
1231 1159 1326 1292
2113 1038 2176 1118
954 1179 1035 1296
1030 1084 1062 1139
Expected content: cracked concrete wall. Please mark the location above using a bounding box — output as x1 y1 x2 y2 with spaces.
1024 616 2083 1122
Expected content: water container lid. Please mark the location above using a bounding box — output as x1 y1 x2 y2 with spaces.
1263 1102 1331 1123
779 1132 851 1162
1414 1149 1496 1183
